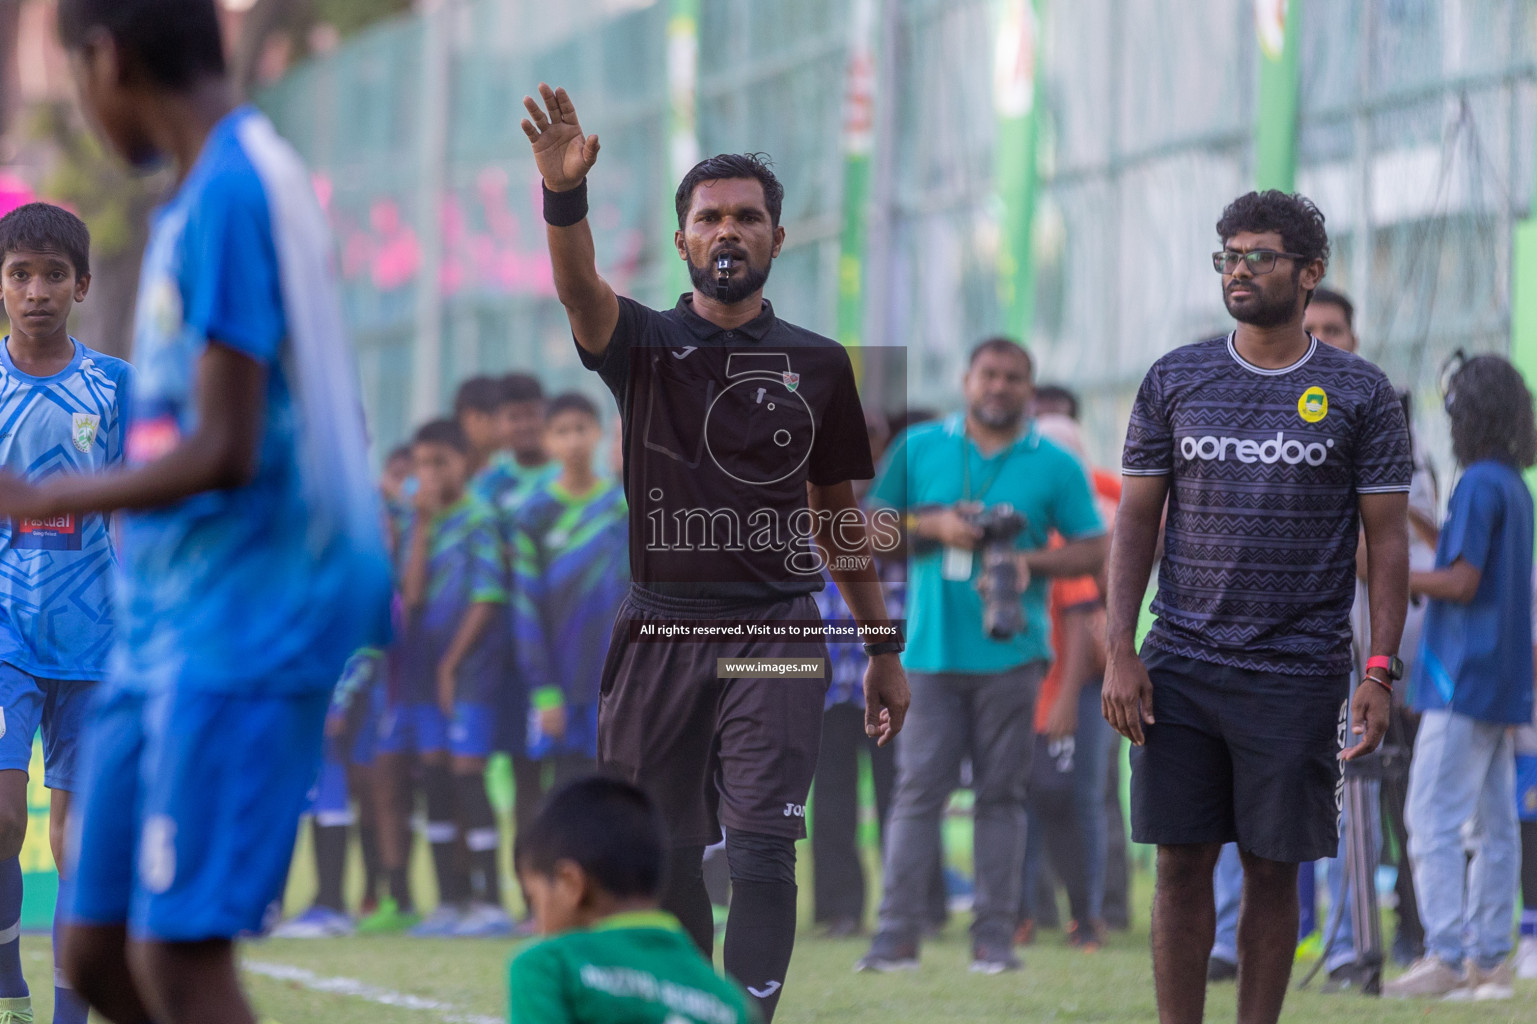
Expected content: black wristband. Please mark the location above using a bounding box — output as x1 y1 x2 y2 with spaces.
542 179 588 227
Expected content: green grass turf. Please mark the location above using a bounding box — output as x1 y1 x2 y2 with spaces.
219 822 1537 1023
240 923 1536 1024
15 922 1537 1024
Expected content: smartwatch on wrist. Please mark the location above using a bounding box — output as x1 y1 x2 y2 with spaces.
862 625 906 658
1365 655 1403 681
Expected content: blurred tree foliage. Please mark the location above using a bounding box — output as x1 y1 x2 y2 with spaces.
314 0 414 38
22 102 166 357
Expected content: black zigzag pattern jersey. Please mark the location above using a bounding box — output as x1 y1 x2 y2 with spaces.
1122 334 1412 676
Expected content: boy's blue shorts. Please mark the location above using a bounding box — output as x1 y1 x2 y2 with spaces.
0 662 97 791
304 734 354 826
68 683 329 941
376 701 493 758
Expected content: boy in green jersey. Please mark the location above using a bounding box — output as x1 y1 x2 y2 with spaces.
509 778 758 1024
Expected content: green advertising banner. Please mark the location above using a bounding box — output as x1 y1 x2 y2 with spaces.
665 0 701 300
1253 0 1302 192
837 0 878 349
21 743 57 930
1512 174 1537 492
992 0 1042 342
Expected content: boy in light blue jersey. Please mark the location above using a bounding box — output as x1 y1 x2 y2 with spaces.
375 419 511 938
512 393 627 787
0 4 393 1022
0 202 129 1024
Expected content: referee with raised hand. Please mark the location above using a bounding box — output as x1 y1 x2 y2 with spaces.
521 83 909 1022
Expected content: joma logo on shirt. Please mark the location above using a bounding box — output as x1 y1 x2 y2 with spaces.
1179 431 1334 467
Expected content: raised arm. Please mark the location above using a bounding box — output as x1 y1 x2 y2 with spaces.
520 84 619 356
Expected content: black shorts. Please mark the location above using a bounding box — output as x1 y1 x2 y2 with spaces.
1129 646 1348 863
597 586 830 847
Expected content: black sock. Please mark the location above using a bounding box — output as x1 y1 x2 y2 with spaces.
457 772 502 906
313 823 349 913
424 764 469 906
359 818 381 906
723 831 798 1023
1522 820 1537 909
661 846 713 958
388 866 412 910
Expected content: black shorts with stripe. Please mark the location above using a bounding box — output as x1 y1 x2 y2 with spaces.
597 585 831 847
1129 646 1348 863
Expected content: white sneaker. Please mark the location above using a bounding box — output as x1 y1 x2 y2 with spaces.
1515 937 1537 981
1383 956 1465 999
1470 959 1514 1001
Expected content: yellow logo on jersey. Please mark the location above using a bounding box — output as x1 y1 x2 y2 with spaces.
1298 386 1328 423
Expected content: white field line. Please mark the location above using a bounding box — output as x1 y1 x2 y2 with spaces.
245 959 500 1024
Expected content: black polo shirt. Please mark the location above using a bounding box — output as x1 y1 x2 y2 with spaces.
579 293 874 601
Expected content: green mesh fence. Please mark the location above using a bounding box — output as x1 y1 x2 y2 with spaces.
259 0 1537 492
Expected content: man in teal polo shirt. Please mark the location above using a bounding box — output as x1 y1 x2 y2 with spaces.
855 338 1106 974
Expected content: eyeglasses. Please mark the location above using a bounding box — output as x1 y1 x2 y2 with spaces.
1211 249 1311 275
1438 348 1467 411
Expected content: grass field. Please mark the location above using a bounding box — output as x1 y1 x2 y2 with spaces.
12 888 1536 1023
232 925 1537 1024
14 794 1533 1022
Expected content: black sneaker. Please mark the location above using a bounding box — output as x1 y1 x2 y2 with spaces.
821 917 862 939
1207 956 1237 983
853 936 919 973
1320 961 1383 996
969 944 1022 975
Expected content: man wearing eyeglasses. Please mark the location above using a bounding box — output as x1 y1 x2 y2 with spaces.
1104 190 1412 1024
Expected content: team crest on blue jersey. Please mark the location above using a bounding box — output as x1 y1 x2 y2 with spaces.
782 371 800 392
72 413 100 453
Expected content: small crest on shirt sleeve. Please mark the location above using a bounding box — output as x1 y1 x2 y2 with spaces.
72 413 100 453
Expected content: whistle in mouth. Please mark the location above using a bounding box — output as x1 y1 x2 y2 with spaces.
716 256 733 281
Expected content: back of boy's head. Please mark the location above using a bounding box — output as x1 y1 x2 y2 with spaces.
0 203 91 279
58 0 226 91
546 391 599 424
453 375 505 418
516 777 667 900
502 372 544 405
412 418 468 454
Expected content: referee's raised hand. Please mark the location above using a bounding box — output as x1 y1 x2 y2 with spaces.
521 83 600 191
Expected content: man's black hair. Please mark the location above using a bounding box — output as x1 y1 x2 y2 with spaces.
501 372 544 405
1447 355 1537 469
1311 286 1354 329
546 391 599 423
412 418 469 455
0 203 91 279
675 153 785 229
453 375 504 418
514 777 668 900
1034 384 1079 420
967 336 1033 375
58 0 227 91
385 443 413 465
1216 190 1330 272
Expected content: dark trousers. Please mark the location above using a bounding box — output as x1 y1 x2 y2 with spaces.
1102 737 1132 929
811 704 896 924
1381 707 1424 955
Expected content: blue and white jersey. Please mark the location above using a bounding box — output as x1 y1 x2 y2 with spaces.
0 338 130 679
115 106 391 696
